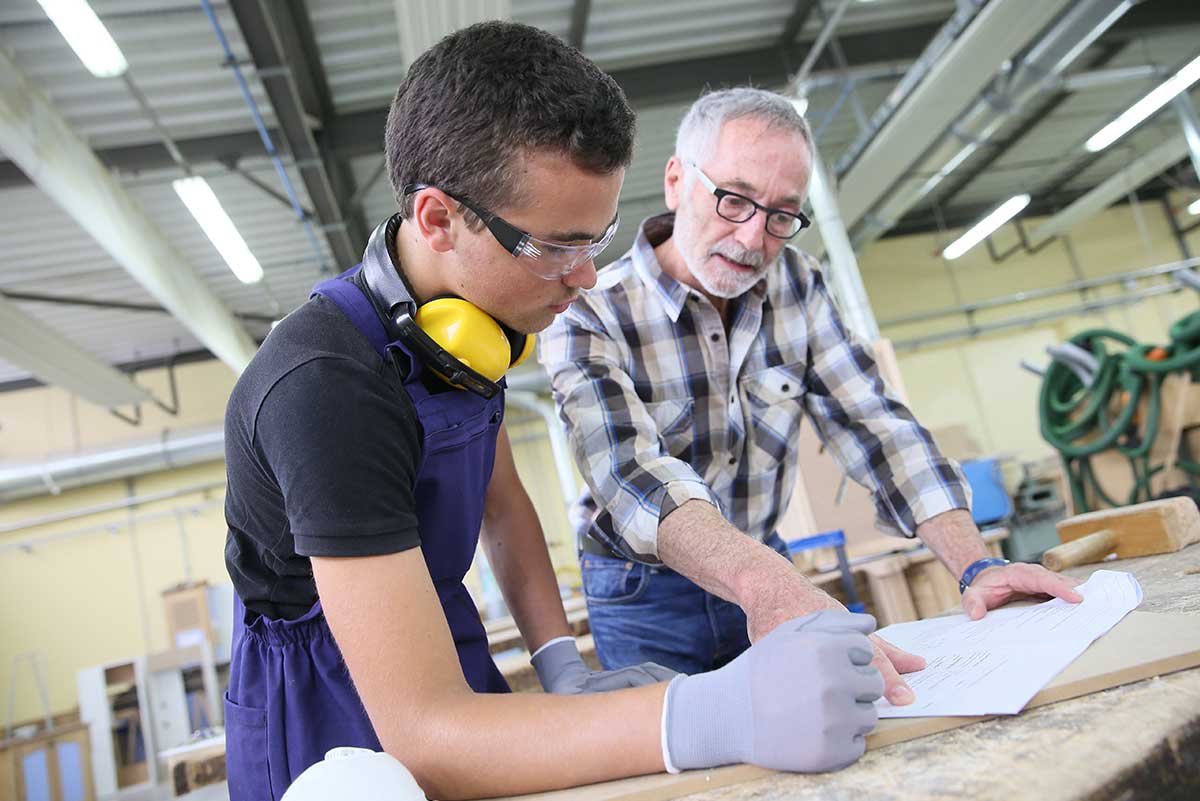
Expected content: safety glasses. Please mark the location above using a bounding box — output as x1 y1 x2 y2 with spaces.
404 183 619 280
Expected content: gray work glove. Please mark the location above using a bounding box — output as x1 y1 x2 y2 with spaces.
662 610 883 774
531 637 678 694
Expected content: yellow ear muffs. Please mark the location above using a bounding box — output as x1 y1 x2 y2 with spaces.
413 298 529 383
510 328 536 369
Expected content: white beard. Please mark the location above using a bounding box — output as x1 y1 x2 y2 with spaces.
687 245 771 299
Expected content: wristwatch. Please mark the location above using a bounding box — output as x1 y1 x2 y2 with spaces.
959 556 1010 594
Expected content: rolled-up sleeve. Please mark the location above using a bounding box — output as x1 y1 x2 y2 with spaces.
539 302 717 562
800 266 971 535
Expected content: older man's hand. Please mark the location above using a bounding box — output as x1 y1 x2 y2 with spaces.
961 561 1084 620
745 587 926 706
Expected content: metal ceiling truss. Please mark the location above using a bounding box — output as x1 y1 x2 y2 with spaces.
1 4 1198 240
0 47 259 384
228 0 365 270
567 0 592 50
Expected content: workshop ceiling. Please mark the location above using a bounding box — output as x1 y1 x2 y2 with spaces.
0 0 1197 392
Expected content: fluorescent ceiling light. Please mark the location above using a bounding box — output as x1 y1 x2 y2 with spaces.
943 194 1031 261
1189 197 1200 216
1085 54 1200 153
37 0 128 78
174 177 264 284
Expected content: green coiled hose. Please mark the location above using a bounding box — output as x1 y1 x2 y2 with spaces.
1039 310 1200 512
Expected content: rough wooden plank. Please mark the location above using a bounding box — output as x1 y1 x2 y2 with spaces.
495 604 1200 801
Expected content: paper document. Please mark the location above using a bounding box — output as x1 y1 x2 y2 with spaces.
875 569 1143 718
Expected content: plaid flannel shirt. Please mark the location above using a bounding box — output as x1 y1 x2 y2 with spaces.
539 214 970 564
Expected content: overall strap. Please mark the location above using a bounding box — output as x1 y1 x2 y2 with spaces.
311 266 391 361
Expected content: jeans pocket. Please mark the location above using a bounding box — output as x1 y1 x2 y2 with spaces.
582 557 649 605
224 692 271 801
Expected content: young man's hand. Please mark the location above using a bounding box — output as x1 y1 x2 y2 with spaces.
664 610 883 773
532 637 677 694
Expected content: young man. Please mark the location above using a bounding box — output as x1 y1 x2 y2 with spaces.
540 87 1083 704
223 25 884 801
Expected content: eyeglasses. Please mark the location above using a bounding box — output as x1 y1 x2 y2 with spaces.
403 183 619 280
685 161 810 239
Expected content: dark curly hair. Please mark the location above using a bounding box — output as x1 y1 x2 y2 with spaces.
385 21 635 224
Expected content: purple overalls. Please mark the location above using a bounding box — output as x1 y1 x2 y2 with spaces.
223 265 510 801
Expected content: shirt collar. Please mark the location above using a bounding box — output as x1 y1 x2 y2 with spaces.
629 213 691 322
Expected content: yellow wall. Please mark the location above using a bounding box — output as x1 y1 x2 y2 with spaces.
0 465 229 723
859 191 1198 462
0 359 238 461
1 191 1196 720
0 362 583 721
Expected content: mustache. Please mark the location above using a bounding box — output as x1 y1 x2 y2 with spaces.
709 241 765 268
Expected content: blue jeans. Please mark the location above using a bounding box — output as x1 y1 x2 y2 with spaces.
581 533 791 674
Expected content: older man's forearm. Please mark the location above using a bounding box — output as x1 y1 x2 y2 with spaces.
657 500 837 634
914 508 992 579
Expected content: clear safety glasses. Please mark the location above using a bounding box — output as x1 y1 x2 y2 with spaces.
404 183 619 280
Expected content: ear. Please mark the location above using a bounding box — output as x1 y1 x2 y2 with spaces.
408 187 458 254
664 156 685 212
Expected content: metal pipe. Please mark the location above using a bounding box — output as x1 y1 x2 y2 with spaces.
792 0 853 89
506 390 579 515
1174 93 1200 183
1059 64 1162 92
1049 342 1099 374
0 481 225 536
0 426 226 503
793 62 911 95
893 282 1182 352
807 150 879 340
0 497 224 556
198 0 329 273
879 257 1200 328
832 0 987 176
1020 360 1046 377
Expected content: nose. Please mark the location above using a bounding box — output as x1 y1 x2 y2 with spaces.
734 210 769 251
563 258 598 290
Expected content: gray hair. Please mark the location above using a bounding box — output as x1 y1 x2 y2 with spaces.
674 87 812 166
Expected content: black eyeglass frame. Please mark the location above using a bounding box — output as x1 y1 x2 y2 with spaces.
684 161 811 239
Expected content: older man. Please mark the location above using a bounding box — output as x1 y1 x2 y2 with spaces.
540 87 1082 705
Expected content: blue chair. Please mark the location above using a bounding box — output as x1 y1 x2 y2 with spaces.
960 458 1013 527
786 529 866 614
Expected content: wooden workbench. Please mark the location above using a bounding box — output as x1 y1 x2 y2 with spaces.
663 542 1200 801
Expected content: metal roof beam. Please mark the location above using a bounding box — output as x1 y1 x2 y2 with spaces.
568 0 592 50
394 1 511 72
0 21 945 185
824 0 1078 257
0 294 150 408
0 47 259 381
928 41 1126 215
1027 134 1190 245
780 0 818 46
229 0 362 268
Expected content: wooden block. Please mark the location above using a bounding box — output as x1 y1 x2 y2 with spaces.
863 557 917 626
164 737 226 797
494 609 1200 801
906 561 959 619
1056 497 1200 559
